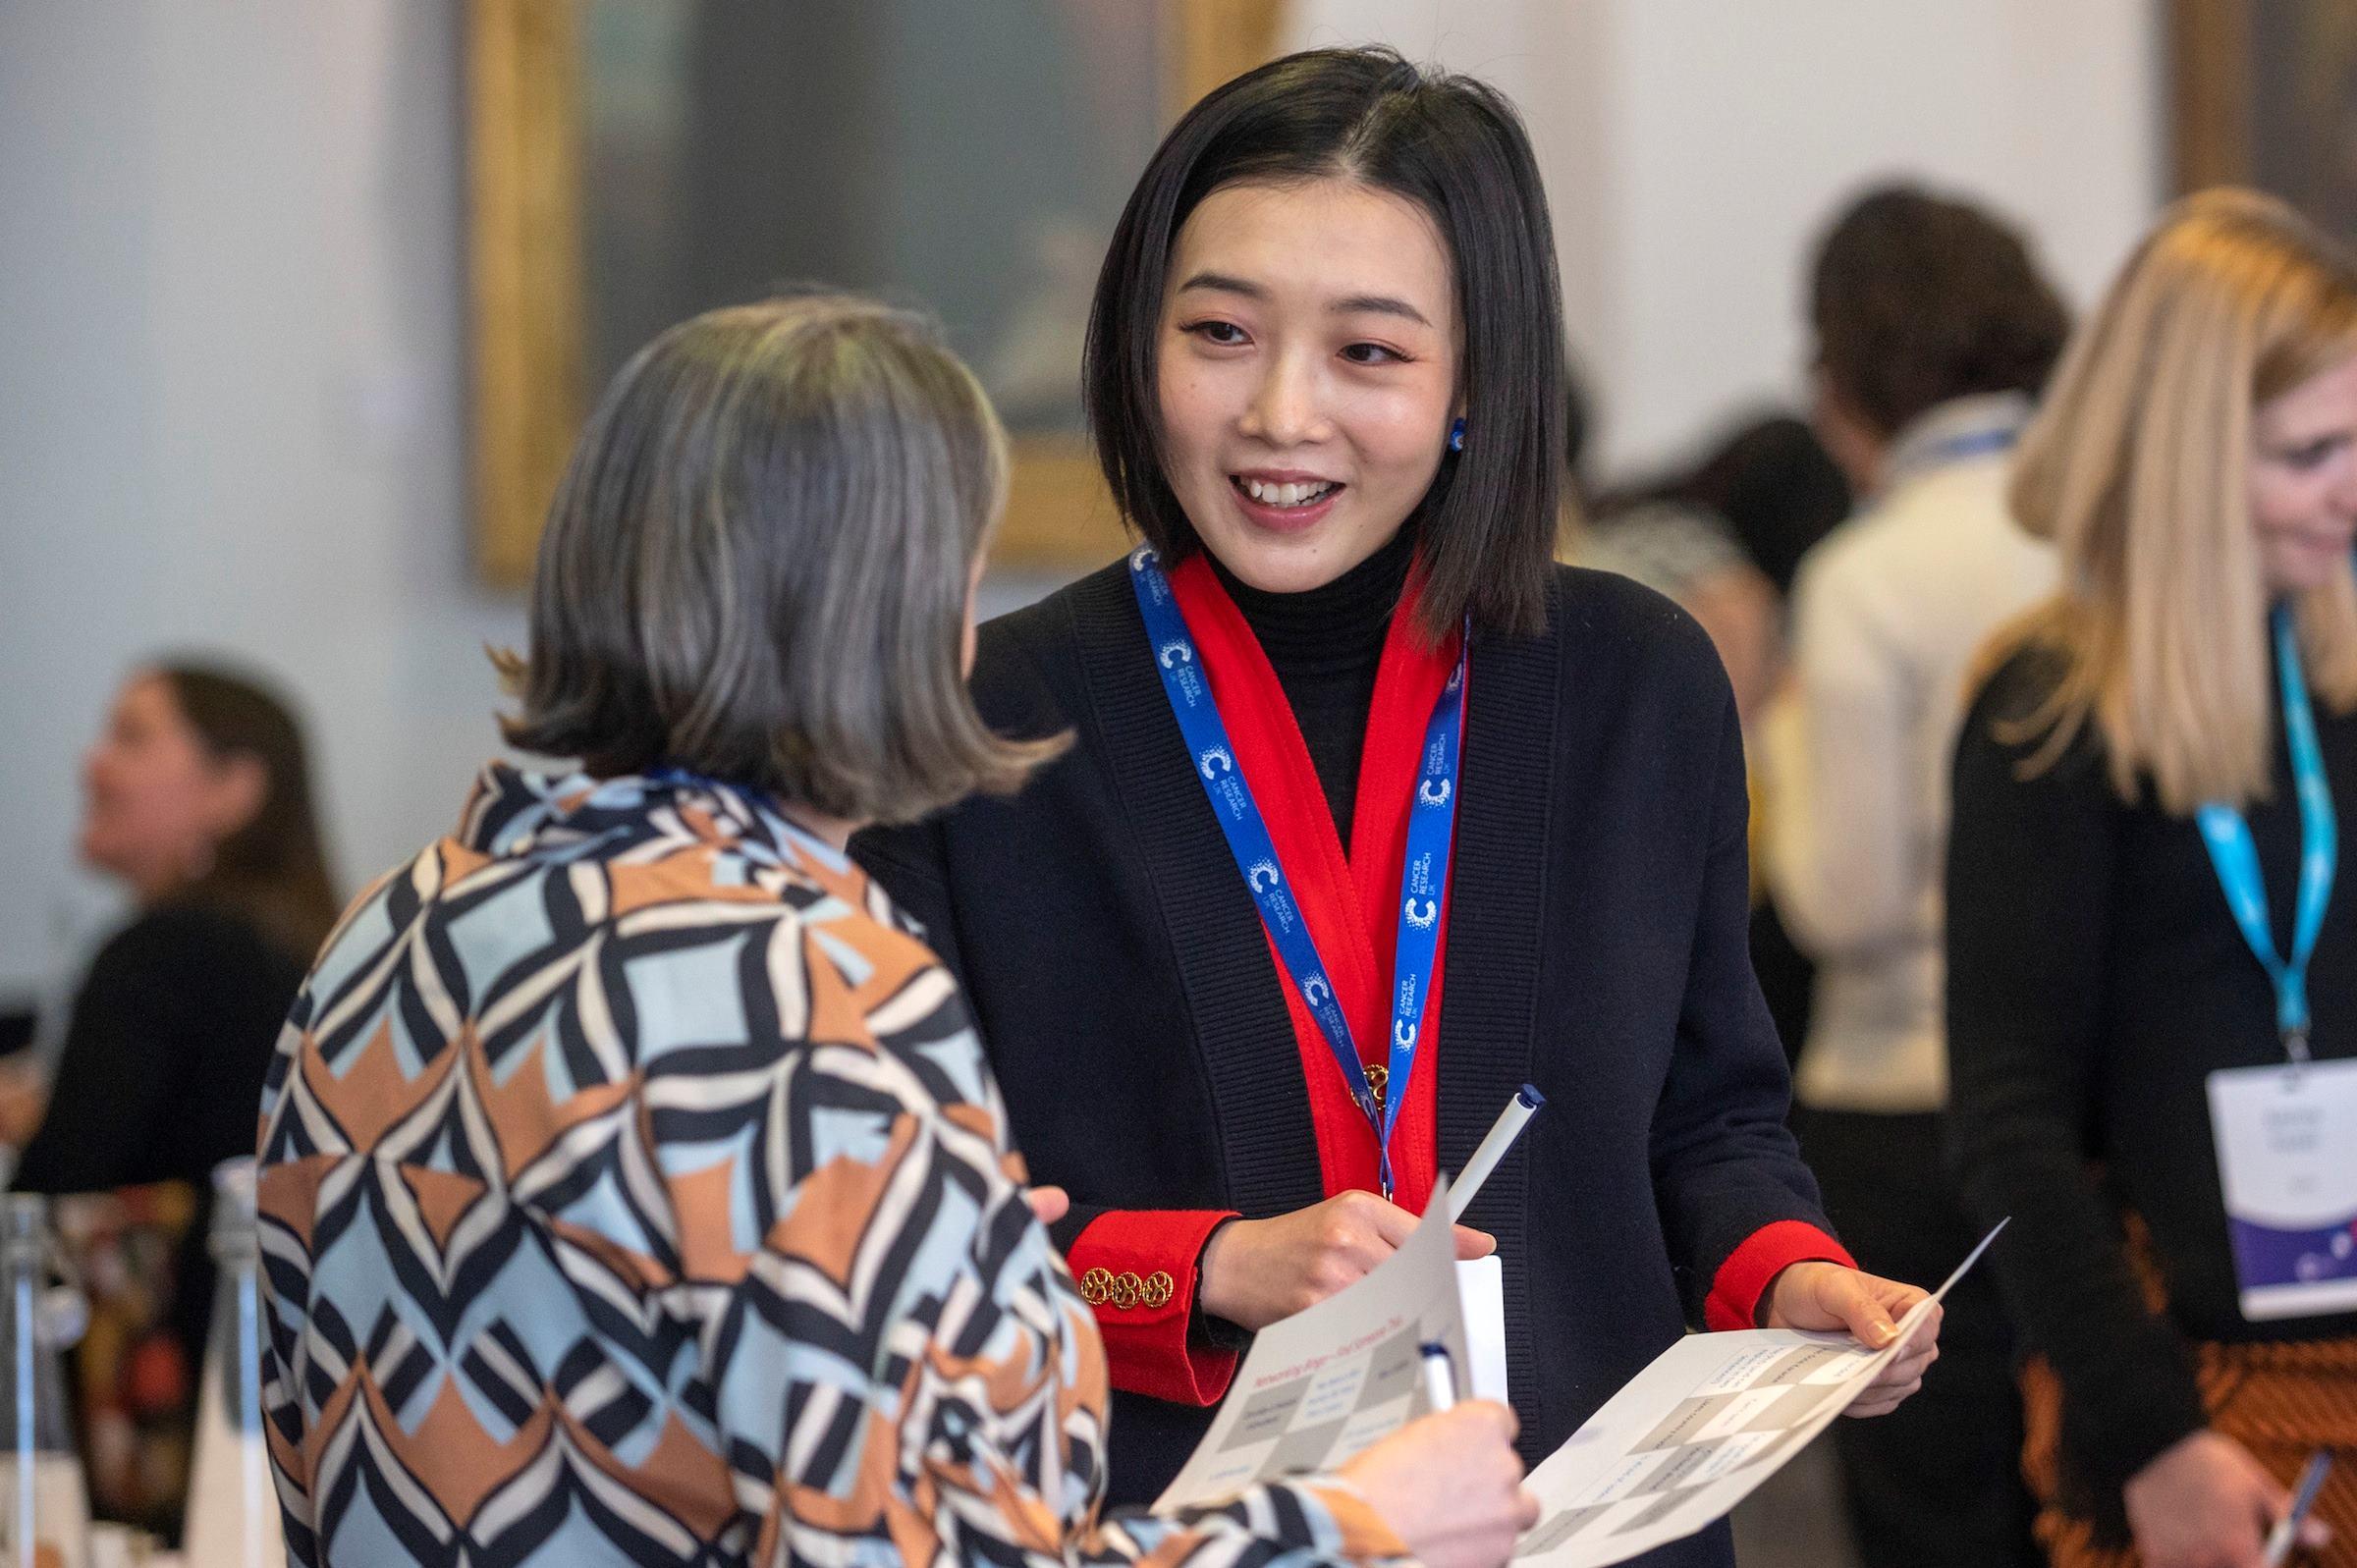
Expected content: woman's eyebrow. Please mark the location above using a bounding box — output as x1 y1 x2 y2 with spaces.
1330 293 1432 327
1174 272 1433 329
1175 270 1266 299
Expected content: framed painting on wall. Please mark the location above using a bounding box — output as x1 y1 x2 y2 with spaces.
2170 0 2357 229
467 0 1284 588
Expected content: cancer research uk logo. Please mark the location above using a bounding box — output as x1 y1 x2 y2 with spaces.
1199 746 1250 818
1417 778 1452 809
1130 546 1172 604
1245 858 1301 933
1302 975 1333 1010
1402 848 1441 929
1158 638 1208 705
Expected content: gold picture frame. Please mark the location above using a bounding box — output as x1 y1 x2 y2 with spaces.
466 0 1282 588
2168 0 2357 219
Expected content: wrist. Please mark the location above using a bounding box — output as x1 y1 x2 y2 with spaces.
1196 1217 1241 1324
1759 1259 1831 1326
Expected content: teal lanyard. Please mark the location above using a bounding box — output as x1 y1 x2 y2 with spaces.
2195 606 2339 1062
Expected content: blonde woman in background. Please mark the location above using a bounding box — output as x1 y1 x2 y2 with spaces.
1946 189 2357 1568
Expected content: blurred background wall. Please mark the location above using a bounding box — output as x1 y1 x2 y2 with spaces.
0 0 2159 997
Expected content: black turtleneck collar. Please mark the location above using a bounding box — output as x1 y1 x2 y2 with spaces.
1202 522 1420 850
1207 520 1418 676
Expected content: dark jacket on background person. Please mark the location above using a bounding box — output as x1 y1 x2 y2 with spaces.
1946 646 2357 1532
14 899 305 1480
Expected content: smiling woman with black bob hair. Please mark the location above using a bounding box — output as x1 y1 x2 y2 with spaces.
1086 49 1563 638
857 49 1938 1564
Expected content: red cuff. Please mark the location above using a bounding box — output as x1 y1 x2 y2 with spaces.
1069 1209 1241 1406
1703 1219 1856 1332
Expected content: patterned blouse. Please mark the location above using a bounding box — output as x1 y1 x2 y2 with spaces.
256 765 1403 1568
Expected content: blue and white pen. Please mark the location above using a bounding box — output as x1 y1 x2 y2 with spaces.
1419 1342 1458 1413
1449 1084 1546 1221
2263 1450 2331 1567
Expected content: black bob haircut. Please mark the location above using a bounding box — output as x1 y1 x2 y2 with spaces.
1083 46 1565 640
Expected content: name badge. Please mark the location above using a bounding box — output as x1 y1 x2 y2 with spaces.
2206 1056 2357 1321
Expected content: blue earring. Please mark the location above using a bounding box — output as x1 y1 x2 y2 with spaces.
1449 417 1466 453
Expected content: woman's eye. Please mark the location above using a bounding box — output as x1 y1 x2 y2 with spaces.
1341 342 1408 366
1184 320 1248 347
2280 437 2345 469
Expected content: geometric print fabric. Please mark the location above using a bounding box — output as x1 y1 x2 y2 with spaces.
255 765 1403 1567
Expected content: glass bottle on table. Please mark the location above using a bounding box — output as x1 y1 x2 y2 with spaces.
0 1192 90 1568
184 1159 282 1567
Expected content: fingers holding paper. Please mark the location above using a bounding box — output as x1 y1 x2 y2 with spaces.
1762 1261 1943 1418
1339 1402 1538 1568
1199 1190 1497 1331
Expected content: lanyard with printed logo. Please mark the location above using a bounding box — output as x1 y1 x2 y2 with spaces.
2196 605 2339 1064
1128 546 1465 1198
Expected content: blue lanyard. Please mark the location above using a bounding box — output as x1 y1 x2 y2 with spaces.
2195 606 2339 1062
1917 427 2018 465
1128 547 1465 1198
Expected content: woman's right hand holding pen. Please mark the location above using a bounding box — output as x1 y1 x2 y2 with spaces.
1338 1402 1537 1568
2124 1431 2330 1568
1196 1191 1496 1330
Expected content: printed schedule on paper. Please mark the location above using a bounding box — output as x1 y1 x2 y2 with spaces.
1155 1183 2001 1568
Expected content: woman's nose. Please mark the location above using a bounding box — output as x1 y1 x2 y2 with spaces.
1237 351 1328 447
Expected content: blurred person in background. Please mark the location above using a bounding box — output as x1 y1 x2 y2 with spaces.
1578 412 1851 1061
1948 189 2357 1568
1573 494 1783 733
1763 183 2070 1568
3 661 337 1535
1570 365 1793 728
7 665 337 1187
1681 414 1855 605
255 293 1531 1568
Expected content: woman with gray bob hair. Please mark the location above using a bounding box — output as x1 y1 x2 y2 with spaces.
251 293 1522 1568
502 293 1053 823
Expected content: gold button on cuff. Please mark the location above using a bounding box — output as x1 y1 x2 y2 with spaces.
1077 1267 1178 1312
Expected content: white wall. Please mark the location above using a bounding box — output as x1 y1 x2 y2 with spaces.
0 0 2164 997
1288 0 2163 471
0 1 521 996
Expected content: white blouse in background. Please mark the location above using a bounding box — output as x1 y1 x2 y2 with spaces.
1764 393 2056 1114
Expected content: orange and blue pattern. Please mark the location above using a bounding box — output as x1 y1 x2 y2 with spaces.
255 765 1403 1568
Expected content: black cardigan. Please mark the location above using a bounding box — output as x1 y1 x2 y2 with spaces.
856 562 1835 1563
1946 646 2357 1523
16 902 306 1402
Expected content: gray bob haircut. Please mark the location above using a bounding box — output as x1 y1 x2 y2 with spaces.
500 295 1064 824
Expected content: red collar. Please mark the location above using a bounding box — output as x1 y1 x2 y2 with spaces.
1168 554 1462 1212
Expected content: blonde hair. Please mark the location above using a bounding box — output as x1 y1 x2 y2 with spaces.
1988 189 2357 814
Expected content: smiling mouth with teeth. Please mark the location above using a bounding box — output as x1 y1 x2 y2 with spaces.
1233 475 1342 508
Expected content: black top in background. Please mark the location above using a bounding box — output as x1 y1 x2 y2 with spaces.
15 903 300 1196
1946 644 2357 1521
14 902 305 1417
